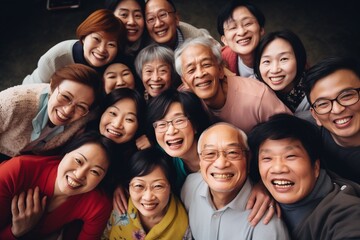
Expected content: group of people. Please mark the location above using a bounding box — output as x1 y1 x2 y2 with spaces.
0 0 359 239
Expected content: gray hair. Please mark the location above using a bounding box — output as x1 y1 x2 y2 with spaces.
134 43 176 79
197 122 249 154
174 36 223 77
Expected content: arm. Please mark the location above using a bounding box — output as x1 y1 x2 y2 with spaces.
135 134 152 150
246 181 281 226
113 185 129 214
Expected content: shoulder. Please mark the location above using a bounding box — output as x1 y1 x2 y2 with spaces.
179 21 210 38
0 84 49 106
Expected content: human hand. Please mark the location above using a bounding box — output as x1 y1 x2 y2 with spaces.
113 185 129 215
11 186 47 237
246 181 281 226
136 134 152 150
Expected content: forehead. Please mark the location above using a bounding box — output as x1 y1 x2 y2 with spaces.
146 0 173 12
105 63 130 72
310 69 360 99
201 125 241 147
181 44 215 63
227 6 256 22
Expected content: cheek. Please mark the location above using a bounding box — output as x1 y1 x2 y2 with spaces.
155 132 166 147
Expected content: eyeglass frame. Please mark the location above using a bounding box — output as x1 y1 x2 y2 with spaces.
129 181 169 194
152 116 189 133
145 10 176 25
56 86 90 116
199 147 249 162
311 87 360 115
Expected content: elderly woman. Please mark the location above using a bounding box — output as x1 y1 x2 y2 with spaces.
0 63 103 160
248 113 360 239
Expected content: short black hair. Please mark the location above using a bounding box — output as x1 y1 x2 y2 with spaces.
217 0 265 36
304 56 360 104
248 113 323 182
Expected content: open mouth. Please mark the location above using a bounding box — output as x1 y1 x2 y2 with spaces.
106 128 124 137
271 179 294 187
67 176 82 188
211 173 234 179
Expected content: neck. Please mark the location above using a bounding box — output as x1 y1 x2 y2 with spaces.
206 77 228 109
139 209 166 233
332 132 360 148
239 53 254 68
180 140 200 173
209 182 243 210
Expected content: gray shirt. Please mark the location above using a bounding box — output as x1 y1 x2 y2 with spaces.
181 172 290 240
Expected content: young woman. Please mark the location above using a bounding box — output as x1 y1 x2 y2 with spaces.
0 63 103 160
22 9 126 85
102 147 192 240
0 131 116 239
105 0 149 58
134 44 181 100
254 29 311 119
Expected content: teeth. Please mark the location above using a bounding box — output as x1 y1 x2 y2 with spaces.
67 176 81 188
142 203 157 210
237 38 250 44
335 117 350 125
93 52 106 60
57 111 69 120
150 84 164 89
212 173 233 179
270 76 284 82
107 129 123 136
167 139 182 144
156 30 166 36
272 180 294 186
196 81 211 87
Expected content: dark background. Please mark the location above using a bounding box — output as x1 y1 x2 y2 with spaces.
1 0 359 91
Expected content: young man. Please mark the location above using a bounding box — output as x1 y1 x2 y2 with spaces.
217 0 265 78
174 36 291 133
181 122 289 240
248 113 360 239
304 56 360 183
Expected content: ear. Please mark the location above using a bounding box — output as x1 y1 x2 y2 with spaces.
219 64 225 80
175 13 180 26
260 27 265 36
314 159 320 178
310 108 323 127
221 35 228 46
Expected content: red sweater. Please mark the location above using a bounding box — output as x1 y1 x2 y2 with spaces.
0 155 112 240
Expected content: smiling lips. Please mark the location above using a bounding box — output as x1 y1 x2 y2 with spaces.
166 138 183 149
141 202 158 211
56 109 70 122
271 179 294 188
67 176 82 188
106 128 124 137
269 76 285 85
211 173 234 180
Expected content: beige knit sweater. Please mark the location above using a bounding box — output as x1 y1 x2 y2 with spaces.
0 83 89 157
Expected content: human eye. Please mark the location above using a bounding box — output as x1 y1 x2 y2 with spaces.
125 116 136 123
260 155 272 162
92 35 100 42
60 93 72 103
280 57 289 62
153 183 167 192
134 11 143 19
173 117 186 125
122 70 131 76
339 89 358 101
108 42 117 48
314 99 330 109
286 154 297 160
146 15 155 24
155 121 167 129
118 11 128 19
203 61 213 68
186 67 195 75
74 157 82 165
90 169 101 176
132 183 145 192
158 11 168 19
202 150 217 160
226 149 242 159
76 104 88 114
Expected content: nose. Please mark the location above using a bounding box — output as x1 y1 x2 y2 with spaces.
213 152 229 169
270 158 288 174
127 14 135 25
270 62 281 73
151 71 161 81
142 188 155 200
154 16 163 27
165 122 177 135
113 117 124 129
73 168 86 181
63 104 75 115
331 100 346 114
236 25 247 35
97 42 107 53
195 67 205 79
116 77 126 87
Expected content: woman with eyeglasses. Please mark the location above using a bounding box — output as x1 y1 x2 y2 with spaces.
102 147 192 240
0 131 116 239
22 9 126 85
0 63 103 161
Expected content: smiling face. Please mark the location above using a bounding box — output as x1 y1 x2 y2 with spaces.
221 6 264 59
114 0 145 43
141 59 172 97
55 142 109 197
103 63 136 93
82 31 118 67
47 80 94 126
199 124 248 196
309 69 360 146
259 38 297 93
99 98 139 144
155 102 196 158
129 165 171 221
145 0 179 48
180 44 225 108
258 138 320 204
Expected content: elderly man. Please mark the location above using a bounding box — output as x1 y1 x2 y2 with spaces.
248 113 360 239
174 36 291 133
303 56 360 184
145 0 216 50
181 122 289 240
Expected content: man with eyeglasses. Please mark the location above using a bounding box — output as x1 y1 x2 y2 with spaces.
181 122 290 240
145 0 217 50
304 56 360 184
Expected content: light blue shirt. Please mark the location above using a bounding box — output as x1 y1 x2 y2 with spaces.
181 173 290 240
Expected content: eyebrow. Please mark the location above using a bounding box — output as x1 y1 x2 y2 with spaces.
203 143 242 148
77 152 106 172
